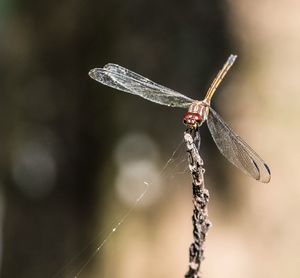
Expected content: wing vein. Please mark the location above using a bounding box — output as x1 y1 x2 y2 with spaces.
207 107 271 183
89 64 194 108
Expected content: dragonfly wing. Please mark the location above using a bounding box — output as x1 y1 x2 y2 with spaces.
89 64 194 108
207 107 271 183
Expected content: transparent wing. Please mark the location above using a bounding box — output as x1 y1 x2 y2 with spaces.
89 63 194 108
207 107 271 183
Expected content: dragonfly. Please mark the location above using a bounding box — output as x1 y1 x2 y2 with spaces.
89 55 271 183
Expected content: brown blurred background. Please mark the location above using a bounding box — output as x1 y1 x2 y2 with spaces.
0 0 298 277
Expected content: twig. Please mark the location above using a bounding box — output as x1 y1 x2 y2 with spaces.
184 130 211 278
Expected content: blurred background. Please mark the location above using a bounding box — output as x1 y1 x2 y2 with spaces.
0 0 299 277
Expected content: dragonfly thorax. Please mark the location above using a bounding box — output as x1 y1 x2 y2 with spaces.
183 101 209 129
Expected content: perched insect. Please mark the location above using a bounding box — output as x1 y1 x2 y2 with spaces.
89 55 271 183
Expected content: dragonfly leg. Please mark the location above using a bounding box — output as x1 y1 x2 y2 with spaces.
194 129 201 151
185 128 201 152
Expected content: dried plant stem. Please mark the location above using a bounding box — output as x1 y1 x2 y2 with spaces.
184 130 211 278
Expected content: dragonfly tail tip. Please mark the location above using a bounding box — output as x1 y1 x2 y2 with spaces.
228 54 238 65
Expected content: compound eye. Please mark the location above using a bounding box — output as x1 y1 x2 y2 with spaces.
194 114 202 122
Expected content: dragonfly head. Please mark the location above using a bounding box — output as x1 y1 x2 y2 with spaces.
183 101 208 129
183 112 203 129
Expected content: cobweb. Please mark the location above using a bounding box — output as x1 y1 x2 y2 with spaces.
51 140 189 278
